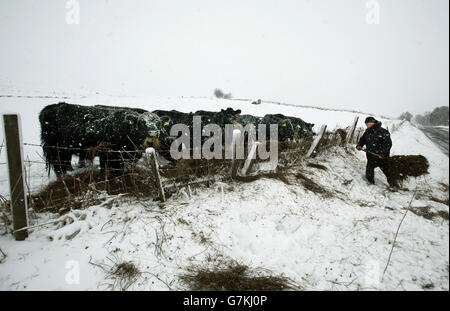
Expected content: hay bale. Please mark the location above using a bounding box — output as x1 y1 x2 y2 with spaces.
387 155 429 184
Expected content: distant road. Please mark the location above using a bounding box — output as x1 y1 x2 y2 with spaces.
419 125 449 156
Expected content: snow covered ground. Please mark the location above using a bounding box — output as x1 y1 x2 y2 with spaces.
0 92 448 291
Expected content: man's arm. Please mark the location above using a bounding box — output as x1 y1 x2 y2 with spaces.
382 129 392 155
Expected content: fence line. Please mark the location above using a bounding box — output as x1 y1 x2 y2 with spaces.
1 117 360 218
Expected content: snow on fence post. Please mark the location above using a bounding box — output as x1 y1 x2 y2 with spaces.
2 114 28 241
352 128 358 144
241 141 260 176
346 116 359 144
145 148 166 202
355 128 363 144
231 129 242 179
306 125 327 158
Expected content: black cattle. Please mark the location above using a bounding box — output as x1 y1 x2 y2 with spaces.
152 108 314 151
39 102 165 177
152 108 246 150
39 103 315 177
257 113 314 142
94 105 150 115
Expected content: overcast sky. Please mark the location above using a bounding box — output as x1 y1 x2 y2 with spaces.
0 0 448 117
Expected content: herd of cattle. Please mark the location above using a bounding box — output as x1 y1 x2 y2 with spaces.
39 102 315 176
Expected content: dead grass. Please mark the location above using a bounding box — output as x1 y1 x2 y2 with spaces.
410 206 435 220
279 138 313 153
429 196 449 206
235 172 291 185
109 261 141 287
89 257 141 291
422 283 435 290
160 158 228 183
29 168 156 214
438 182 449 193
410 206 449 221
180 260 301 291
306 162 328 170
315 130 347 153
335 129 347 145
295 172 331 197
436 210 449 220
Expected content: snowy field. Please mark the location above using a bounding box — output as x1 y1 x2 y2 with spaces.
0 92 448 291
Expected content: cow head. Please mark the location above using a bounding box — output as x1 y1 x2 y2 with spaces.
139 112 168 149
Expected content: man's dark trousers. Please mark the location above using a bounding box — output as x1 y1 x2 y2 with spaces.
366 157 393 186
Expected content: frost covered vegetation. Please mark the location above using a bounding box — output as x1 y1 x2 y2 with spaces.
0 94 448 291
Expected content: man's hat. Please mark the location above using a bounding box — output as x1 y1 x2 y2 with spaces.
365 116 377 124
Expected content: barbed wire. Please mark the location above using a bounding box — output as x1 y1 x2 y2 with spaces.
0 130 350 197
23 142 147 154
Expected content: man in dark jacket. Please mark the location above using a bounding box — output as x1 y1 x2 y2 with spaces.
356 117 397 187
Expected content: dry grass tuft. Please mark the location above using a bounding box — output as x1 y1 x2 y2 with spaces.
89 257 141 291
180 261 300 291
110 261 141 283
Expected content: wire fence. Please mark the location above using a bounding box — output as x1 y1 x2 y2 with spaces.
0 127 359 174
0 119 363 216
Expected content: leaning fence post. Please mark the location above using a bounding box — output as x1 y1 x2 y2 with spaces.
2 114 28 240
306 125 327 158
354 128 363 144
145 148 166 202
241 141 260 176
346 116 359 144
231 129 242 179
352 128 358 144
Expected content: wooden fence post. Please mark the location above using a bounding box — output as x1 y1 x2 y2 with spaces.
145 148 166 202
241 141 260 176
231 129 242 179
346 116 359 144
354 128 363 144
3 114 28 241
306 125 327 158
